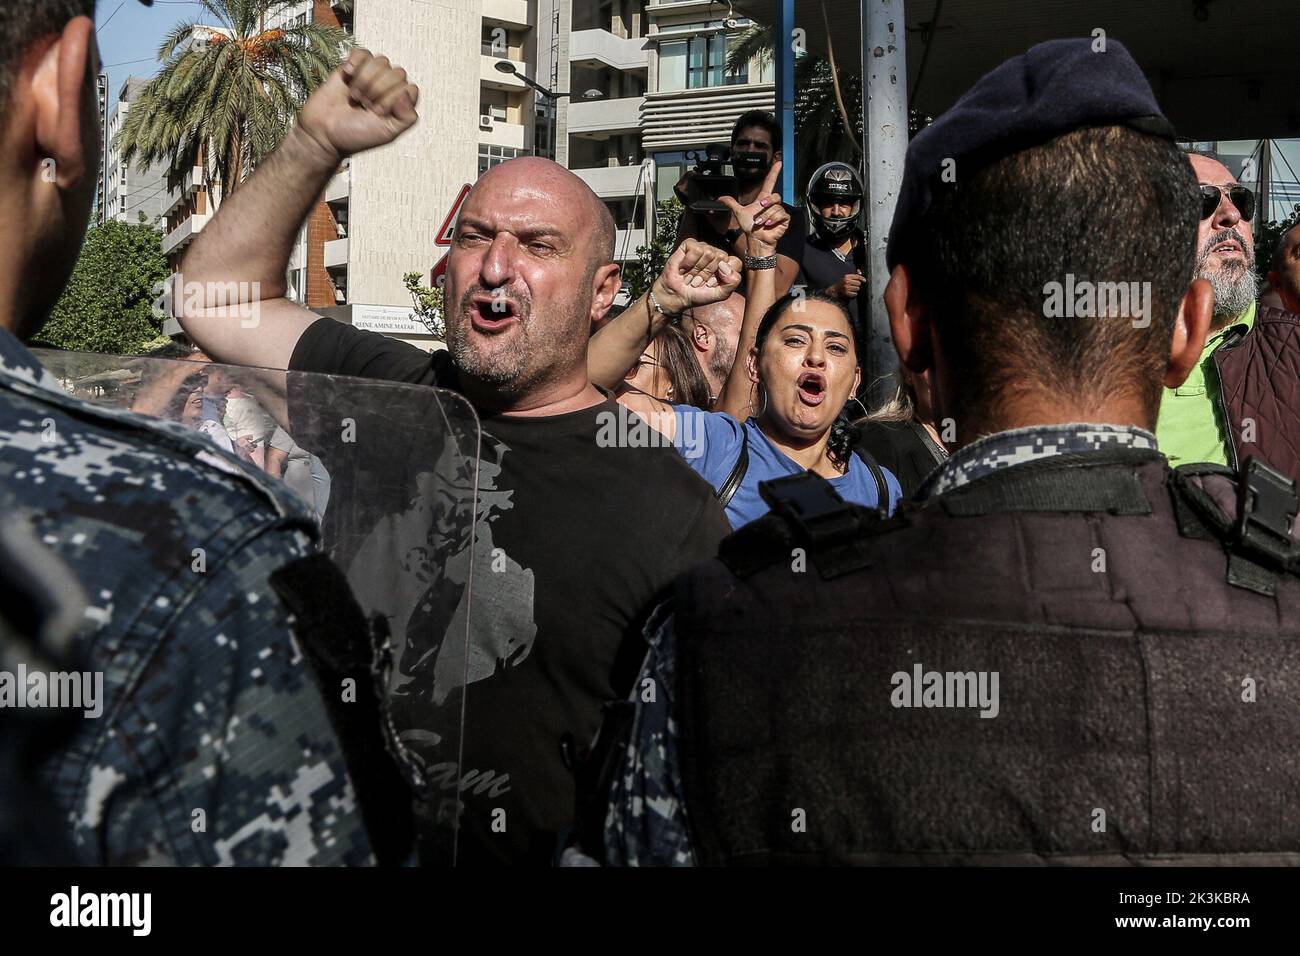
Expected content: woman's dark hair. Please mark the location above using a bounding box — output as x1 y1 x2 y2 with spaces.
752 290 860 469
656 322 712 409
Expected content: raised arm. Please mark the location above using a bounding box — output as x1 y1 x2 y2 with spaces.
588 239 741 389
175 50 420 370
715 163 790 419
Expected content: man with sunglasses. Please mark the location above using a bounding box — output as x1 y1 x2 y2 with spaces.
1156 152 1300 484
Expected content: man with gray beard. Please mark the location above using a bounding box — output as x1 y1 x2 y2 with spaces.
176 49 729 865
1156 151 1300 483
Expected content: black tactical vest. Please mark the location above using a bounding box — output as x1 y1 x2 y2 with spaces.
673 448 1300 865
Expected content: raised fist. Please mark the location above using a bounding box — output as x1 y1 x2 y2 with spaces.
653 239 743 314
832 272 866 299
298 49 420 162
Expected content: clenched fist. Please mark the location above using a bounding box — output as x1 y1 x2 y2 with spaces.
831 272 866 299
297 49 420 163
653 239 743 314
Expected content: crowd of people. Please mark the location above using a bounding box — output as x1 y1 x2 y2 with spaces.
4 0 1300 868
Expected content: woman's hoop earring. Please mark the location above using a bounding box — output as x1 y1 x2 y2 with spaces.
753 383 769 417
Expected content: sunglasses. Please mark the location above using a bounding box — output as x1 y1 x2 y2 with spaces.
1200 183 1255 223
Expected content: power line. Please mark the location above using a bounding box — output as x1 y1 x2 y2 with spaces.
97 1 126 34
103 56 157 69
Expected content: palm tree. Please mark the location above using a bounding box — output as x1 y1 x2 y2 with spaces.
120 0 351 197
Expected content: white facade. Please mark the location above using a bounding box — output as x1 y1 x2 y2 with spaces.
105 77 169 229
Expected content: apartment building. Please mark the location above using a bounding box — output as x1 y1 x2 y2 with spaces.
162 1 778 344
104 77 169 229
95 72 108 225
551 0 776 272
159 25 231 270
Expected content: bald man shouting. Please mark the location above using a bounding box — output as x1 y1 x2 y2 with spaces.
176 50 729 866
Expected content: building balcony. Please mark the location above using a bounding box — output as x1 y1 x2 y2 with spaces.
164 164 206 216
612 226 647 261
641 84 776 149
480 54 530 92
478 118 527 151
161 210 211 257
573 163 651 200
570 29 649 73
324 237 349 270
482 0 532 30
647 0 724 18
325 166 350 204
567 95 644 137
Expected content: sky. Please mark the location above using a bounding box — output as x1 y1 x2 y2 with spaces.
96 0 209 112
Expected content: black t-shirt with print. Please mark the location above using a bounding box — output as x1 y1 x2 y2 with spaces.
290 317 729 864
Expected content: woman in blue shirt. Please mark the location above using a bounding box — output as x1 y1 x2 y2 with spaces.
593 160 901 527
620 289 902 527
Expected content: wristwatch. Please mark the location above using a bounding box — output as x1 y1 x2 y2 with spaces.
723 227 743 246
743 255 778 270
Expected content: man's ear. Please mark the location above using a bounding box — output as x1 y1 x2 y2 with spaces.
590 263 622 325
32 16 96 189
1165 277 1214 389
884 264 933 375
690 322 711 354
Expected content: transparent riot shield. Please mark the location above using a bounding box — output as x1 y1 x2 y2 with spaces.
32 349 480 866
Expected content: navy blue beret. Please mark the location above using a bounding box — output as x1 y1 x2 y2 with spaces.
886 37 1176 270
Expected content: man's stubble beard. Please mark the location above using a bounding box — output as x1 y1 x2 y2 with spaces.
446 283 591 401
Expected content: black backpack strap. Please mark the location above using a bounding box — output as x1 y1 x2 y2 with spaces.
852 445 891 516
715 425 750 509
1170 457 1300 596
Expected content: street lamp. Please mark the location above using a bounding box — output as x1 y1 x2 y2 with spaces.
492 60 602 159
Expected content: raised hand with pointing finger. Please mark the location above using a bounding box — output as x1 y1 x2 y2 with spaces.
718 161 787 255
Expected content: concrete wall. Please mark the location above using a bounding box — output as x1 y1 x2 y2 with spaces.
348 0 480 307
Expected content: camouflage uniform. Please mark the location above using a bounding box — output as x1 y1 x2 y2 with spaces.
0 329 373 865
0 520 84 865
604 422 1160 866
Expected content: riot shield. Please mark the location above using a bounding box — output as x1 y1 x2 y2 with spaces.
32 349 481 866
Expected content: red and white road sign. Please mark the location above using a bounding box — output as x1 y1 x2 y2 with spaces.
430 252 450 289
435 183 472 247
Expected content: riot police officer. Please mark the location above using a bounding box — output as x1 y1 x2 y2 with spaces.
603 38 1300 866
0 0 370 865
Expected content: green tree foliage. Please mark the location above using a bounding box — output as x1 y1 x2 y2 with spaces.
404 272 445 339
120 0 350 195
40 221 170 354
622 199 684 301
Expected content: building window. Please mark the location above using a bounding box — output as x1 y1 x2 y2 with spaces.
660 33 747 91
478 144 523 176
653 150 688 203
482 26 510 58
